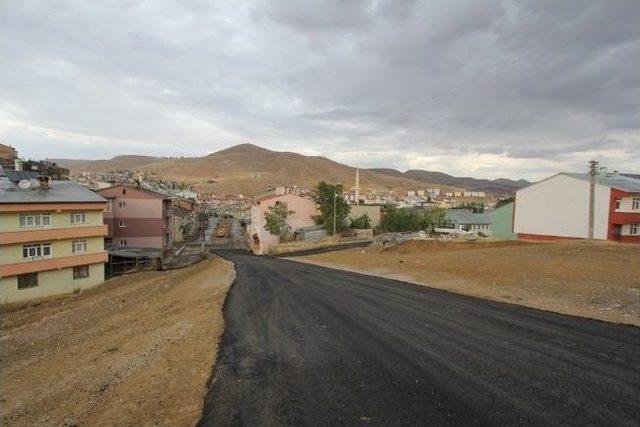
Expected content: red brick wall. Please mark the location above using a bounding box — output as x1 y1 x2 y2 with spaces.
607 188 640 241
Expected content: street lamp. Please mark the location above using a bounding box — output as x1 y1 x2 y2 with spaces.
333 192 337 236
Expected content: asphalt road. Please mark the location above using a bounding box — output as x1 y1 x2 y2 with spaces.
199 250 640 426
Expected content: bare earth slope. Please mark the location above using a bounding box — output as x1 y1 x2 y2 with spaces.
0 256 235 426
62 144 460 195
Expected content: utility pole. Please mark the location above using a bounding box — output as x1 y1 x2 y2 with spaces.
588 160 598 239
333 192 337 236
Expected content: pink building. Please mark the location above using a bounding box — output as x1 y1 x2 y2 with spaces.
97 185 173 249
250 193 318 254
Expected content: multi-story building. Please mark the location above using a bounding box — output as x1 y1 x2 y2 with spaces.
0 173 108 303
0 143 18 170
97 184 173 249
514 172 640 243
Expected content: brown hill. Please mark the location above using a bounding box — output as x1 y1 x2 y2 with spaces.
62 143 460 195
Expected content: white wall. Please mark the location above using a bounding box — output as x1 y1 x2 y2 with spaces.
514 174 609 239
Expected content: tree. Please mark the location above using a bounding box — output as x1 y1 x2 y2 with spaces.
379 206 445 233
264 202 294 242
314 181 350 235
456 202 485 213
350 213 371 229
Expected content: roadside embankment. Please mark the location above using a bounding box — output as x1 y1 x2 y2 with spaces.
291 239 640 326
1 256 235 426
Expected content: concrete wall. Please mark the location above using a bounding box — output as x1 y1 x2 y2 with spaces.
0 262 104 304
250 194 318 254
347 205 381 228
491 202 517 239
514 174 609 240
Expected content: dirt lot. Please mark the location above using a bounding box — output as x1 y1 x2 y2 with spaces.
0 256 235 426
294 240 640 326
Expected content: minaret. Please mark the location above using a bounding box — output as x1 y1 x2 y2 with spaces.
354 168 360 204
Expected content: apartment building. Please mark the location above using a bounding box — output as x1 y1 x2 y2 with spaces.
0 173 108 303
97 184 173 249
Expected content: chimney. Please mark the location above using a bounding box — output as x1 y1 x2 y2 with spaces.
37 175 50 190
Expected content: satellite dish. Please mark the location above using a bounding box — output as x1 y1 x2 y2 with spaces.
18 179 31 189
30 179 40 188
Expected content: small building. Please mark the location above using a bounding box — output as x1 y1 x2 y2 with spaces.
0 171 108 303
513 172 640 243
97 184 173 249
347 204 382 228
491 201 516 239
250 193 318 254
444 209 493 235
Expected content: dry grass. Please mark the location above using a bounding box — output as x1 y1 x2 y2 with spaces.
0 256 235 426
294 239 640 326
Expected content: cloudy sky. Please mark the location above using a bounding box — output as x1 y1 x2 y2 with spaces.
0 0 638 180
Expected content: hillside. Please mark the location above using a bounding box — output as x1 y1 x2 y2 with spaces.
371 168 529 195
61 144 459 195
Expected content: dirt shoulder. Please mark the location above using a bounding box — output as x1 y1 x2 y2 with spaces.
291 240 640 326
1 256 235 426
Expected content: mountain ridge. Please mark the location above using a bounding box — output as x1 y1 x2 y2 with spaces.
55 144 527 195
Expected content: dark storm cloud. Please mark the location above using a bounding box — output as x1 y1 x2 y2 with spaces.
0 0 638 179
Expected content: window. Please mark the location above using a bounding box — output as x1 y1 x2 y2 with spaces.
615 198 621 210
70 211 86 224
119 239 127 246
73 265 90 279
106 200 112 212
22 243 52 259
122 188 126 195
19 213 51 228
631 224 639 236
72 239 88 253
119 220 127 228
633 198 640 210
17 273 38 289
119 201 126 208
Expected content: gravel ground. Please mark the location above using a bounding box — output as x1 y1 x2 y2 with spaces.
292 239 640 326
0 256 235 426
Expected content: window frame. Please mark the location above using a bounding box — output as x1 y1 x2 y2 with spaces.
633 198 640 210
72 239 88 253
21 243 52 260
17 273 39 289
119 239 127 246
118 220 127 228
119 201 126 208
630 224 639 236
73 265 90 280
70 211 86 225
19 212 51 228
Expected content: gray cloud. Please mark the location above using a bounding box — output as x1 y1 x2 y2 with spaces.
0 0 638 179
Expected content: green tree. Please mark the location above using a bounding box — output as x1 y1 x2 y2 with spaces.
264 202 294 242
379 206 445 233
314 181 350 235
495 197 513 209
350 213 371 229
457 202 485 213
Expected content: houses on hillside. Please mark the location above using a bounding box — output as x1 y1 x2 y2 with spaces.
513 172 640 243
0 170 108 303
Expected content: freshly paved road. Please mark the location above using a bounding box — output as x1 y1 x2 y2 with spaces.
199 250 640 426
